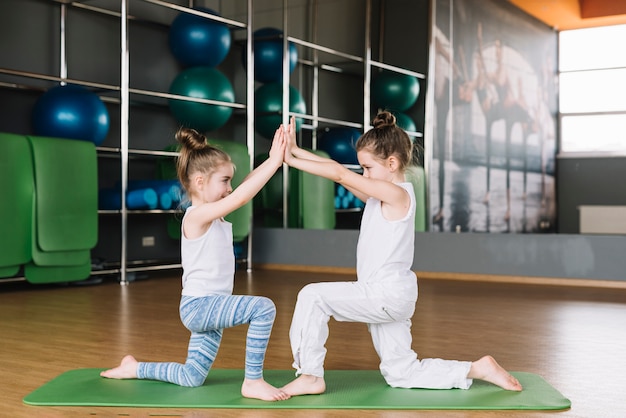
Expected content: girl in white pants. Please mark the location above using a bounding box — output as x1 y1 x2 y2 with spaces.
281 112 522 396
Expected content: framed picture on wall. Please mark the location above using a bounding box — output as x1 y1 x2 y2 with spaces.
430 0 557 233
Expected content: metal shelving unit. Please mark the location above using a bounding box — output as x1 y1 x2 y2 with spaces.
0 0 255 285
113 0 255 284
1 0 427 284
276 0 425 225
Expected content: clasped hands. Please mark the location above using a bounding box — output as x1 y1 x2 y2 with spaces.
267 116 299 167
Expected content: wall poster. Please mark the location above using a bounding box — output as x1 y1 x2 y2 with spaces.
429 0 557 233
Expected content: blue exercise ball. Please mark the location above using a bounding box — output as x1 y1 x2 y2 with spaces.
255 82 306 139
32 84 110 146
318 127 361 165
372 71 420 112
169 7 231 68
169 67 235 132
243 27 298 83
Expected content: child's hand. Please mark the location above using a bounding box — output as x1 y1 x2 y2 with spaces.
286 116 298 150
282 116 297 165
283 139 294 165
268 126 286 166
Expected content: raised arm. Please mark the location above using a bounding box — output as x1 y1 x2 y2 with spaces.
283 116 358 187
284 117 408 214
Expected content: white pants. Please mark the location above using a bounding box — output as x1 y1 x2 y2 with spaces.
289 280 473 389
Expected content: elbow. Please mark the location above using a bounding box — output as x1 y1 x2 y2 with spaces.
334 164 352 183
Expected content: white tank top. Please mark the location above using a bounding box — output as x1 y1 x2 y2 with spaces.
356 182 417 291
180 207 234 297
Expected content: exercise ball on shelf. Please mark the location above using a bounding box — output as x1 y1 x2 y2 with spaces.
254 82 306 139
168 7 231 68
393 111 417 134
318 127 361 165
32 84 110 146
168 66 235 132
98 187 158 210
371 71 420 112
242 27 298 83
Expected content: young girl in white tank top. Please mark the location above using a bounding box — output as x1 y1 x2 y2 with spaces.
101 123 291 402
280 111 523 396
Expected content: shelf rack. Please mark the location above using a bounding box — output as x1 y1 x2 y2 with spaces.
276 0 425 225
1 0 426 285
0 0 255 285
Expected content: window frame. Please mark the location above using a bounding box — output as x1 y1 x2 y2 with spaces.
558 25 626 157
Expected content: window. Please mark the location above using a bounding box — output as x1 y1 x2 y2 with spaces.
559 24 626 154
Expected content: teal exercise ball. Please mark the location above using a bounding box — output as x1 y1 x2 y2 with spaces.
372 71 420 112
254 83 306 139
242 27 298 83
168 67 235 132
168 7 231 68
393 111 417 134
32 84 110 146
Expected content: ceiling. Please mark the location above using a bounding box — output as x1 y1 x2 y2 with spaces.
508 0 626 30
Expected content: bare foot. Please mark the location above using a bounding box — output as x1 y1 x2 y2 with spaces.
241 378 290 401
281 374 326 396
100 355 138 379
468 355 522 391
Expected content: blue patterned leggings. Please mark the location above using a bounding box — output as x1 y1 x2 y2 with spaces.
137 294 276 387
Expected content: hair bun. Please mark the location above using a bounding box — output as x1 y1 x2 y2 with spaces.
175 127 207 151
371 110 396 129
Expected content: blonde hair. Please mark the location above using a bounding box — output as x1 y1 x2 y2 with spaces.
175 127 232 197
355 110 413 171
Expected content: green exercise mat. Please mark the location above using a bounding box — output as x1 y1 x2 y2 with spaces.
30 197 91 267
31 246 91 268
27 136 98 252
24 369 570 410
0 265 20 278
406 165 426 232
24 261 92 284
299 150 335 230
0 133 34 269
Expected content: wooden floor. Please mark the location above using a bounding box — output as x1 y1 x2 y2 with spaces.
2 269 625 418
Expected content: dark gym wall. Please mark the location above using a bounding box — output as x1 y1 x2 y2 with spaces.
557 156 626 234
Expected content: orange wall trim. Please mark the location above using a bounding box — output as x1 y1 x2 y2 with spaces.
579 0 626 19
509 0 626 30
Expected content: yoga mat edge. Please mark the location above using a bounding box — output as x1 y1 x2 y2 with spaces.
23 369 571 410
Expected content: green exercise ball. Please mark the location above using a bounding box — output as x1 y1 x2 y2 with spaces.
169 66 235 132
255 83 306 139
372 71 420 112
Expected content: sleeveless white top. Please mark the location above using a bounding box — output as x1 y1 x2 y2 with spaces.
356 182 417 294
180 206 234 297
